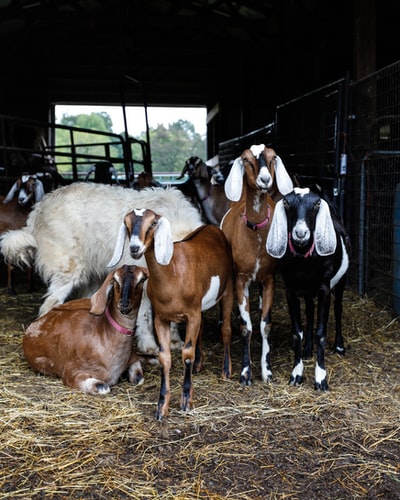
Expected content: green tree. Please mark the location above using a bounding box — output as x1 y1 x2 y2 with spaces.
140 119 206 173
55 112 121 175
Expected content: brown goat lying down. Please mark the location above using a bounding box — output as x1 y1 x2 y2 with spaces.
23 265 148 395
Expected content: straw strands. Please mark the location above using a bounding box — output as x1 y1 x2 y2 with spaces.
0 277 399 499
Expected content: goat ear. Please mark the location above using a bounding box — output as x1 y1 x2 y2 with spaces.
176 162 188 180
107 223 127 267
154 216 174 265
3 182 18 203
224 157 243 201
137 266 149 282
89 271 114 315
314 199 337 256
275 156 293 196
266 200 288 258
34 179 45 202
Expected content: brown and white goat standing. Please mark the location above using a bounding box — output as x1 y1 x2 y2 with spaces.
177 156 230 225
221 144 293 385
23 265 148 395
108 209 234 420
0 174 45 294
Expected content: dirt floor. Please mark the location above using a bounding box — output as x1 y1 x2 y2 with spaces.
0 270 399 499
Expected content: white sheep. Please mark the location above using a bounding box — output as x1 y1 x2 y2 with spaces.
0 182 203 356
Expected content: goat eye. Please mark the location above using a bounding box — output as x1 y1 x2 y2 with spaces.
314 200 321 211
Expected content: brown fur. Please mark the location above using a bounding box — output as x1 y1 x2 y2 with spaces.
123 209 234 419
0 176 40 294
23 265 148 395
221 147 281 385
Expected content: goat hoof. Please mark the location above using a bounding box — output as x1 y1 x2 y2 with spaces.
333 345 345 356
289 374 303 386
314 379 329 391
95 382 111 394
133 374 144 385
240 376 252 386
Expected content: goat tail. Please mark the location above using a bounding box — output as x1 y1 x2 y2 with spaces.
0 228 37 268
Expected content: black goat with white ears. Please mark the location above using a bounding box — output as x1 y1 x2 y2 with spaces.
266 187 350 391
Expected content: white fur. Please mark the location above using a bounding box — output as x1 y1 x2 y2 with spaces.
153 216 174 265
224 147 293 203
274 156 294 196
330 236 349 288
266 199 288 258
314 199 337 256
224 156 244 201
0 183 203 354
266 197 337 258
201 275 221 310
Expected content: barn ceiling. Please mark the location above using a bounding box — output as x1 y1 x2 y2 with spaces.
0 1 397 129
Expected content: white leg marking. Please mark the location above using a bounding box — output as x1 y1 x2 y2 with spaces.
291 359 304 381
80 378 110 395
260 318 272 382
315 363 327 385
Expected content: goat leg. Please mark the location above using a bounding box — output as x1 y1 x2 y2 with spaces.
303 296 315 359
288 293 304 386
193 317 203 374
332 278 346 355
314 290 330 391
65 370 111 395
237 277 253 385
181 315 201 411
155 318 172 420
260 278 274 382
220 286 233 380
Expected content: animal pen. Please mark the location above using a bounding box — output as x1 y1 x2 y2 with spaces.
1 64 400 499
220 59 400 319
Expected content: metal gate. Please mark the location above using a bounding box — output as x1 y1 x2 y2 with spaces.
218 60 400 315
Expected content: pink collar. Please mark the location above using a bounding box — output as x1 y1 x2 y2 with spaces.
105 307 135 336
288 232 315 258
242 206 271 231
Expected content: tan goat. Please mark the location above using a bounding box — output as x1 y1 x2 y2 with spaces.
108 209 234 420
221 144 293 385
23 264 148 395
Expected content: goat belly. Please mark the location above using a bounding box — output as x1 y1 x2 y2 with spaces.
280 258 325 297
201 275 223 311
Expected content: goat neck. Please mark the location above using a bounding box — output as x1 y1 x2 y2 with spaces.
105 266 145 335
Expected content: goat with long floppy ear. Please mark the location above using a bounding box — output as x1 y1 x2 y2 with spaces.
266 195 337 258
31 177 45 202
224 145 293 202
265 187 350 392
152 215 174 265
3 175 45 204
89 270 116 315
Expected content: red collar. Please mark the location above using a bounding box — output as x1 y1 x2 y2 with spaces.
288 232 315 258
242 206 271 231
105 307 135 336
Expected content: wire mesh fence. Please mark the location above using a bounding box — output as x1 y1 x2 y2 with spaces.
218 60 400 316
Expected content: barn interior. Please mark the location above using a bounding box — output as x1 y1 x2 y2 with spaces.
0 0 396 169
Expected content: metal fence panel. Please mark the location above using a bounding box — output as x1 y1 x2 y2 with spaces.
218 60 400 315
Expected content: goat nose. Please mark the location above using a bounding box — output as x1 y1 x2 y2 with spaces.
130 244 141 255
295 228 307 239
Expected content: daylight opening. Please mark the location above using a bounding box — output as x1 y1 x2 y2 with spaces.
54 104 207 185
